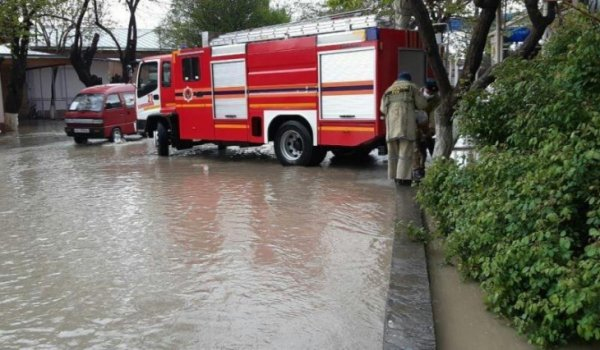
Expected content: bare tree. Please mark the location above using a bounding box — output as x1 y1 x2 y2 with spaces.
70 0 103 87
93 0 143 83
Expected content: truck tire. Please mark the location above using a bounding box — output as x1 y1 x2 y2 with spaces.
156 122 169 156
274 121 316 166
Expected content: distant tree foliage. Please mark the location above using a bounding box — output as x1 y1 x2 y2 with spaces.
158 0 291 48
0 0 49 114
326 0 383 11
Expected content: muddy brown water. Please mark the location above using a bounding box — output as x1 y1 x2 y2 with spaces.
0 121 398 349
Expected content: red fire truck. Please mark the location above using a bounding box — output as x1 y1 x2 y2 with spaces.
135 12 427 166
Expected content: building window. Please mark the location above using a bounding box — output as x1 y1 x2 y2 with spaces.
182 57 200 82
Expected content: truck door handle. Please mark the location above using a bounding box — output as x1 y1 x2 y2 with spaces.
153 94 159 100
339 114 355 118
225 114 237 118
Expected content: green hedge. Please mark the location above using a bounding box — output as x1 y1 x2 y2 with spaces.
417 13 600 348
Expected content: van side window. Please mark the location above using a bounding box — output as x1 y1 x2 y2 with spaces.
106 94 122 109
123 93 135 108
182 57 199 82
162 62 171 87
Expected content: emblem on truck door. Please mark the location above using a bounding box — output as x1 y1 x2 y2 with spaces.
183 86 194 102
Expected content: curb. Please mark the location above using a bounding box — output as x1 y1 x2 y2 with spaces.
383 186 436 350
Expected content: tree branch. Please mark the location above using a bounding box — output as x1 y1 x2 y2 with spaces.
460 0 500 87
93 0 123 60
518 0 556 59
38 13 76 24
407 0 452 96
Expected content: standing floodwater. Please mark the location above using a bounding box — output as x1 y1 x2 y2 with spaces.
0 121 397 349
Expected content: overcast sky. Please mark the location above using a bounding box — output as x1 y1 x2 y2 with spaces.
108 0 325 29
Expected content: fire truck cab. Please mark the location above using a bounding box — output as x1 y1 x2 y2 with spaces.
136 13 427 166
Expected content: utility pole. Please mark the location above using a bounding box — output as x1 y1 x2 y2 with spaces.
495 0 503 64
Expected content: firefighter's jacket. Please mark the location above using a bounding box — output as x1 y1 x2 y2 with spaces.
425 94 441 129
380 80 428 142
421 92 441 136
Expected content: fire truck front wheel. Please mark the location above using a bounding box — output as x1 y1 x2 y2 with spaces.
274 121 318 166
156 122 169 156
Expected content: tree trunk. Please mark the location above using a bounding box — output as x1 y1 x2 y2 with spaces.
49 66 58 119
5 37 29 114
433 94 456 158
122 5 138 83
393 0 412 29
70 33 102 87
460 0 500 86
70 0 102 87
518 0 556 59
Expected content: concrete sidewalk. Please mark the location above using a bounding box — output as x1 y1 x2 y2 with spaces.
383 185 435 350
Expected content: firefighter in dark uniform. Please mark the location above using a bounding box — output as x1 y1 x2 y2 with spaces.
380 72 428 185
413 79 441 179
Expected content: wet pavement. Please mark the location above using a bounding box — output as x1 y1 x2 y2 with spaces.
0 120 434 349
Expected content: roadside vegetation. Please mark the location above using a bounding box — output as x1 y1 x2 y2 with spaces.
417 12 600 348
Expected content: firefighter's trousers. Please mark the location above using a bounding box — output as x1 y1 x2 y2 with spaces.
387 138 414 180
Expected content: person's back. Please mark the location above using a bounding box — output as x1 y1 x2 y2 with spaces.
382 79 424 142
380 72 427 185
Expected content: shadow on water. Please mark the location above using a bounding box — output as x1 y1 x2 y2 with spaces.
327 154 380 169
175 144 279 164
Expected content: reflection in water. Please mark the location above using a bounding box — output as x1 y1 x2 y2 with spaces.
0 126 397 349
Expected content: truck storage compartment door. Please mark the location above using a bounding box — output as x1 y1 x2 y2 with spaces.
398 49 426 88
212 60 248 120
319 48 376 120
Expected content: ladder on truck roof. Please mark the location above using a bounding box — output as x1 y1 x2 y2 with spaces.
210 9 389 47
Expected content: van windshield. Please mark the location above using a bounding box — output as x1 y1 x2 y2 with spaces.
69 94 104 112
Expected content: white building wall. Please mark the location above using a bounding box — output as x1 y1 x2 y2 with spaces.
26 61 110 116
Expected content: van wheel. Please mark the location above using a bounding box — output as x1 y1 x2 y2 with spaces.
110 128 123 143
156 122 169 156
74 136 88 144
274 121 315 166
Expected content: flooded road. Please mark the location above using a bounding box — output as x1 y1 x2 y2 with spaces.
0 121 397 349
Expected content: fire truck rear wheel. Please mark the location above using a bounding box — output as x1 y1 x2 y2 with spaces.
274 121 315 166
156 122 169 156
